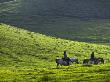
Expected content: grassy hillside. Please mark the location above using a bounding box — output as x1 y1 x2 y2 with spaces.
7 0 110 18
0 0 110 43
0 0 14 3
0 23 110 81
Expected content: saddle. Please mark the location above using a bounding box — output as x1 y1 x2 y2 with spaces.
62 57 69 61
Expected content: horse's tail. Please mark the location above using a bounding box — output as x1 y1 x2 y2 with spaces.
56 59 58 63
83 59 89 64
56 58 60 66
83 59 86 64
56 58 60 63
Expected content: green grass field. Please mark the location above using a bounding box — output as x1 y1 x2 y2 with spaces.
0 23 110 81
1 0 110 81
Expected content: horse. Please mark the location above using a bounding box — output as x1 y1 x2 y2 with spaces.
56 57 79 66
83 59 90 64
56 58 70 66
70 58 79 64
83 57 104 65
94 57 104 64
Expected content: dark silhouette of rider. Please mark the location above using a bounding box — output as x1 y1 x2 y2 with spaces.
62 51 70 65
64 51 67 58
90 52 95 61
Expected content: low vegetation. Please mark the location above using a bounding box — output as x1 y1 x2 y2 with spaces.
0 0 110 43
0 23 110 81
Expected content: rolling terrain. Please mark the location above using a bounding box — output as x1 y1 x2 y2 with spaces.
0 24 110 81
0 0 14 3
1 0 110 81
0 0 110 43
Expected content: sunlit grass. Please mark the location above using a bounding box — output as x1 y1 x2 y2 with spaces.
0 23 110 81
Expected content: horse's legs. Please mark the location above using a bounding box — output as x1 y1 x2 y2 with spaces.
101 58 104 64
102 60 104 64
76 59 79 64
57 63 59 66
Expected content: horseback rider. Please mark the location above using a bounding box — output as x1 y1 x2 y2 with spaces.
62 51 71 65
90 52 95 64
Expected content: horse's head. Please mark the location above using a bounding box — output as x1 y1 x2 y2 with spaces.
70 58 79 64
